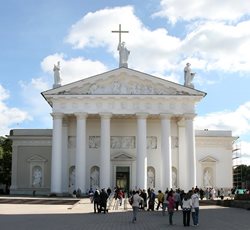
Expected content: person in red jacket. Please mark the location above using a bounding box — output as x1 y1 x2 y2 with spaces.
167 191 175 225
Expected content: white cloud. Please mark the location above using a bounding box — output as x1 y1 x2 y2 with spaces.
63 5 250 79
180 21 250 73
154 0 250 23
19 78 52 127
0 84 31 136
195 102 250 166
195 101 250 137
41 53 108 85
65 6 181 74
236 141 250 166
65 6 139 49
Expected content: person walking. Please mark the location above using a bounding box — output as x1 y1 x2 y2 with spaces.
130 190 143 223
191 188 200 226
140 189 147 210
156 190 164 210
147 189 156 211
167 191 175 225
174 189 181 211
93 189 100 213
182 192 192 226
99 188 108 213
162 190 169 216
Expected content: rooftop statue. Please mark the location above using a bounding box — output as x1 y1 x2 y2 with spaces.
111 24 130 68
184 63 195 88
118 41 130 68
53 61 61 88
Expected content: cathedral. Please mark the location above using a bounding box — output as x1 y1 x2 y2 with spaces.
9 32 234 196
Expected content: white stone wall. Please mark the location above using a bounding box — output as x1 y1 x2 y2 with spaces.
9 126 234 195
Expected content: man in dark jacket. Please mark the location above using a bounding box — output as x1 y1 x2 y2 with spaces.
100 188 109 213
93 189 100 213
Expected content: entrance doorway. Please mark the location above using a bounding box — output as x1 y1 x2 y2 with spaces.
116 166 130 193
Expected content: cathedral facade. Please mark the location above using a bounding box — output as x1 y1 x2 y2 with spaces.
9 67 234 196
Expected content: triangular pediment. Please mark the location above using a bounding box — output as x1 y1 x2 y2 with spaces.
27 155 47 163
42 68 205 97
111 152 135 161
199 155 218 163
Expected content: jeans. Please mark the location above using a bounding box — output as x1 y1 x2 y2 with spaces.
162 203 167 216
169 210 174 225
132 206 139 222
192 207 199 225
183 210 191 226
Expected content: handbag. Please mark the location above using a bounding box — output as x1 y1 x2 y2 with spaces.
129 195 134 205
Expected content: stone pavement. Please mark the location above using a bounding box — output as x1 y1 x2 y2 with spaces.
0 197 249 230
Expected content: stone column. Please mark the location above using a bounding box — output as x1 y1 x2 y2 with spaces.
100 113 112 189
75 113 88 194
136 113 148 190
160 114 172 190
185 114 196 188
61 117 69 193
51 112 63 194
177 117 188 191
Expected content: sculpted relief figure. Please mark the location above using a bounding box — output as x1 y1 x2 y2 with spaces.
147 168 155 188
69 167 75 188
111 137 121 149
112 81 121 94
89 136 100 148
90 168 100 189
32 167 42 187
172 170 177 188
184 63 195 88
147 136 157 149
118 41 130 68
204 170 212 187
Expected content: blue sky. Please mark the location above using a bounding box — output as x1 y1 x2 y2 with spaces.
0 0 250 165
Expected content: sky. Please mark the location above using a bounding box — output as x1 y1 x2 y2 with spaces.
0 0 250 165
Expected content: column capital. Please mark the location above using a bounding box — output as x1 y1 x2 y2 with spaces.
177 117 185 127
50 112 64 119
99 112 112 119
184 113 196 120
75 112 88 119
160 113 172 119
136 112 148 119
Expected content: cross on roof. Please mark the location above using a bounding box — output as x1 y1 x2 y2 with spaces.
111 24 129 44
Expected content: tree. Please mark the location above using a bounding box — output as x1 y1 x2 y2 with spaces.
0 136 12 194
233 164 250 189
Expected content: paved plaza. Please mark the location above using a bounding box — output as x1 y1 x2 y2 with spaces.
0 198 249 230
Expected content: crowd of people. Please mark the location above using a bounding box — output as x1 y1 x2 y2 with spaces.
87 185 248 226
128 187 200 226
88 186 203 226
89 187 123 213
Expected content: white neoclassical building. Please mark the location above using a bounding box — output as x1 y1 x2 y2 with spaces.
9 67 234 196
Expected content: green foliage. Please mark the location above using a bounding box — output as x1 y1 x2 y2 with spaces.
233 164 250 189
0 136 12 189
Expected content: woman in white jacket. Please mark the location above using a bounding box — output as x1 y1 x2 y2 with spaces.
130 190 143 223
182 192 192 226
